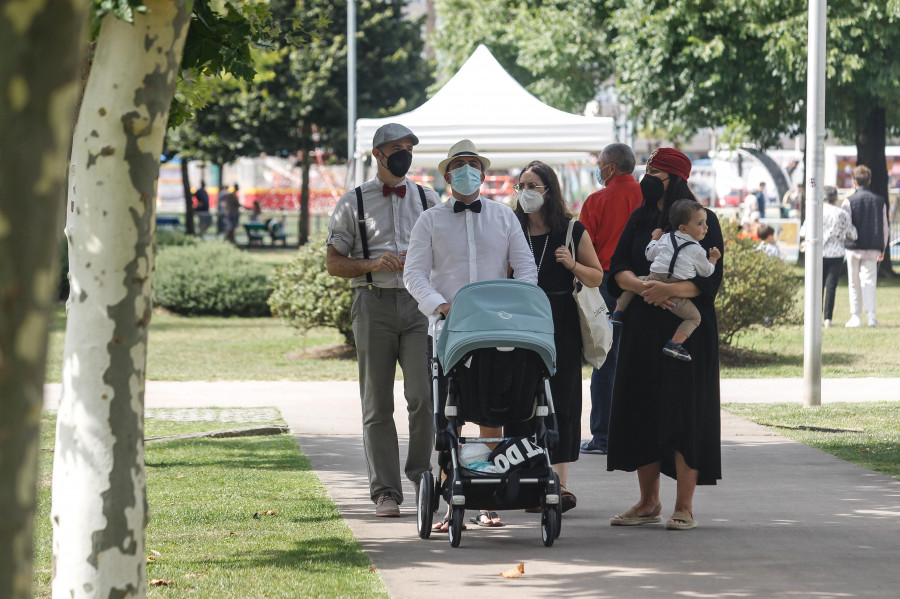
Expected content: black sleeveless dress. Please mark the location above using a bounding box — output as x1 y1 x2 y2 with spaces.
523 220 586 465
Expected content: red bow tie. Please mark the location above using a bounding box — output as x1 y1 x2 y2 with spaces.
382 183 407 198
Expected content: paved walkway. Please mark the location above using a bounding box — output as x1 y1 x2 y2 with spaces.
44 379 900 598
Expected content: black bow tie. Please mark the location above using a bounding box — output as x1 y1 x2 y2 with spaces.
453 199 482 213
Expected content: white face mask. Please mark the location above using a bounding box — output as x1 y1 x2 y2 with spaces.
517 189 545 213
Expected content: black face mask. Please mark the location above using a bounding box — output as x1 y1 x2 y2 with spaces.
383 149 413 178
640 174 666 203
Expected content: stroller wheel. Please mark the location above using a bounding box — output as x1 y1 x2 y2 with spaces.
448 507 465 548
541 506 559 547
417 471 435 539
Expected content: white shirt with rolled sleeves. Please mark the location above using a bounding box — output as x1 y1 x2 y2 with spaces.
326 176 439 288
403 195 538 316
645 231 715 280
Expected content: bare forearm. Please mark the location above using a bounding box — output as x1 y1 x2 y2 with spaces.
326 253 377 278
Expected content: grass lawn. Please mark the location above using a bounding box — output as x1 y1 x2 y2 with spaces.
722 402 900 481
34 411 387 598
717 270 900 377
45 262 900 382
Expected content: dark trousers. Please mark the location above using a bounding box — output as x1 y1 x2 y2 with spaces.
823 257 844 321
588 272 622 448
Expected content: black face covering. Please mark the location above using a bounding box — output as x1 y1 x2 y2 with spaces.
640 173 666 203
384 149 413 178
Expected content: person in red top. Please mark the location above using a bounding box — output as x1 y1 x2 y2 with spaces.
578 143 643 455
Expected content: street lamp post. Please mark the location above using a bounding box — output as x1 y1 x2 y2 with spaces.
347 0 357 186
802 0 826 407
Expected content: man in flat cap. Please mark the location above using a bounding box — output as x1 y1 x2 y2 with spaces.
326 123 440 517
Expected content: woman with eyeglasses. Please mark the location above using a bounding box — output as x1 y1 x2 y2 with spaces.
510 160 603 513
606 148 724 531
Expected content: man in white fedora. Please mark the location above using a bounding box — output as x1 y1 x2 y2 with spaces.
403 139 537 529
326 123 440 517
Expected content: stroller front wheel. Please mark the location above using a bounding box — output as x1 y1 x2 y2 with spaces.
448 507 465 548
417 471 435 539
541 506 559 547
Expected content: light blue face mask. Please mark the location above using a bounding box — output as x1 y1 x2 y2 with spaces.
450 164 483 196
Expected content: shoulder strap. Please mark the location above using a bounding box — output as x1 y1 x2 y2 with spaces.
667 231 697 277
565 219 579 288
417 184 427 211
355 186 373 286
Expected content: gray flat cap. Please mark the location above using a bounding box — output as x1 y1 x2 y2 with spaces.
372 123 419 149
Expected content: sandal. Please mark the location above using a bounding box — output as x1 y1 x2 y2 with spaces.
665 511 697 530
561 488 577 513
432 516 467 533
471 510 503 527
610 504 662 526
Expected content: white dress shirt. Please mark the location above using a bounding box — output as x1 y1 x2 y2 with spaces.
403 196 538 316
646 231 715 279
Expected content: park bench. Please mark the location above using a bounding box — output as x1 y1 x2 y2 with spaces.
243 222 266 246
156 215 181 230
243 219 287 246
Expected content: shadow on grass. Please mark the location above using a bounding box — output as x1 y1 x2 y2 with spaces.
720 345 860 368
147 315 279 332
146 437 309 471
192 536 371 572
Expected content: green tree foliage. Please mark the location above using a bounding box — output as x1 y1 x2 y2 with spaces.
433 0 612 113
715 225 800 346
609 1 900 198
269 240 355 346
167 0 431 244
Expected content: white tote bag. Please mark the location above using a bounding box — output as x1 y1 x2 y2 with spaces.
565 220 613 369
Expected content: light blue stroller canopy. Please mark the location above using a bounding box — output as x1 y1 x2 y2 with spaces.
436 279 556 375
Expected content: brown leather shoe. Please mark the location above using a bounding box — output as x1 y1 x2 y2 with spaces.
561 489 577 513
375 493 400 517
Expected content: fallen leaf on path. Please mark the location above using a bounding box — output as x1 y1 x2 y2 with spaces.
500 563 525 578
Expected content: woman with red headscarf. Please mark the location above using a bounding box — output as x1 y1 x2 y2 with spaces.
605 148 724 531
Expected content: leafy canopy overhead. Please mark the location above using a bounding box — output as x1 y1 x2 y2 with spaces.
433 0 612 114
609 0 900 146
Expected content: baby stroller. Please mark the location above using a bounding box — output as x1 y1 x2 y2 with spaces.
416 279 562 547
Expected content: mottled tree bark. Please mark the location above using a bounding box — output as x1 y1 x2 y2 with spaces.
51 2 190 597
0 3 89 599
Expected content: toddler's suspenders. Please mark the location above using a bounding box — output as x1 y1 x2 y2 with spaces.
667 231 697 277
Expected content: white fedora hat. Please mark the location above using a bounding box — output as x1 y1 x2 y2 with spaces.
437 139 491 173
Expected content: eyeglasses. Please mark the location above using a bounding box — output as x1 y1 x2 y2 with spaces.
513 183 548 192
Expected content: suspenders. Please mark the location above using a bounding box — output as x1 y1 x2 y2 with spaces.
667 231 697 277
356 184 428 287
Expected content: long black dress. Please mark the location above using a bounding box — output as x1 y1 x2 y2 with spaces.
522 220 586 465
606 207 723 484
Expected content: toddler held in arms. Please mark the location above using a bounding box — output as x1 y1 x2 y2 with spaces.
611 199 721 361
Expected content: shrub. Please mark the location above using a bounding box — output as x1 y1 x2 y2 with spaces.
715 225 800 345
156 229 198 247
268 239 355 346
154 242 272 316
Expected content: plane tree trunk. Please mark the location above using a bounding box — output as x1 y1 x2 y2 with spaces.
51 2 190 597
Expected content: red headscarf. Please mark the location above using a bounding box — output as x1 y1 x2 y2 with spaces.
647 148 691 180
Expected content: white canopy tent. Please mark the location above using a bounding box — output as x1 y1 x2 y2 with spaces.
353 45 615 183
